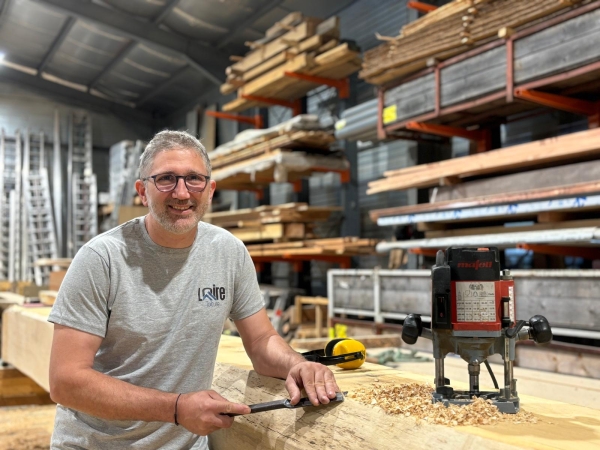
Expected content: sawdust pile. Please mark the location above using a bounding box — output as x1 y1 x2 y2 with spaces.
348 383 538 427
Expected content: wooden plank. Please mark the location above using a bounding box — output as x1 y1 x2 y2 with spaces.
1 307 54 391
0 368 52 407
223 43 360 113
361 0 571 85
230 19 322 73
368 128 600 195
0 292 26 306
370 180 600 221
422 218 600 238
222 35 335 95
433 159 600 202
200 104 217 153
38 290 58 306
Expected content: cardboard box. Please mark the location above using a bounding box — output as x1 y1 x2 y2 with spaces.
118 206 148 225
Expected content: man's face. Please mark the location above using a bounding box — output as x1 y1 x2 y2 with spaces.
140 147 215 235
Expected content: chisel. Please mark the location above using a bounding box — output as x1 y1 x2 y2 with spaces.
225 391 347 417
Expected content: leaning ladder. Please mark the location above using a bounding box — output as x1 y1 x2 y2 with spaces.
23 131 59 285
67 113 96 256
0 130 22 282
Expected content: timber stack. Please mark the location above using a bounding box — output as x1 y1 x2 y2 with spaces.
204 203 341 243
220 12 362 112
246 237 379 258
360 0 584 85
209 115 348 190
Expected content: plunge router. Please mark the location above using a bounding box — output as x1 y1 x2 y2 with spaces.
401 247 552 413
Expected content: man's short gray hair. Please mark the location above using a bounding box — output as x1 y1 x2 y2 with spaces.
139 130 211 179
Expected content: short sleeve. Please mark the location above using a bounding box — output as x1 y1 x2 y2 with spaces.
48 246 111 338
229 243 264 321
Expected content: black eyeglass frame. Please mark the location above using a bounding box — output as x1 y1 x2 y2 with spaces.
142 173 211 193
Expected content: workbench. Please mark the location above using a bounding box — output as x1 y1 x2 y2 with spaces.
2 306 599 449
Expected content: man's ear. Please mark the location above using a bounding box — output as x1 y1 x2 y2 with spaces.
208 180 216 202
135 179 148 206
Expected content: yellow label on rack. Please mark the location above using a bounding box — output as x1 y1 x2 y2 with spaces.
383 105 397 125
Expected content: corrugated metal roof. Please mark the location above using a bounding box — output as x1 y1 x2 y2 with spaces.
0 0 358 115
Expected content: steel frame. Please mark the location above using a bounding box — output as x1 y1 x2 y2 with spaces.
241 94 303 116
284 71 350 99
205 111 263 129
378 2 600 142
407 1 437 13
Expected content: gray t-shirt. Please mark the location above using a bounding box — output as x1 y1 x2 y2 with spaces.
48 217 264 449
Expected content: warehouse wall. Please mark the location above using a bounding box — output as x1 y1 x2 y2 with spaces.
0 81 154 148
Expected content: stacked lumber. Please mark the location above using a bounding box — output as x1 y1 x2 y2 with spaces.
209 115 347 190
246 237 379 257
220 12 361 112
212 148 349 191
369 135 600 248
361 0 581 85
204 203 341 243
367 127 600 195
210 129 336 170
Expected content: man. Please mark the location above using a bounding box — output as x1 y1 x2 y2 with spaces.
48 130 341 449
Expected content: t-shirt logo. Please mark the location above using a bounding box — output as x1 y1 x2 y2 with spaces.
199 285 226 302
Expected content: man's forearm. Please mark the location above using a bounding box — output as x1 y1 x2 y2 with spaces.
245 331 305 379
51 367 177 423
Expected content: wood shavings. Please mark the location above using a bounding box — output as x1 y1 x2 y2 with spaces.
348 383 538 427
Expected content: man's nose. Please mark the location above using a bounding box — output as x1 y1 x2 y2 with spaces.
172 177 190 198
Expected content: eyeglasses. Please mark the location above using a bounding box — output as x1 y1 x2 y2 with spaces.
142 172 210 193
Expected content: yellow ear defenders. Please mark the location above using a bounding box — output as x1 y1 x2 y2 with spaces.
302 338 366 370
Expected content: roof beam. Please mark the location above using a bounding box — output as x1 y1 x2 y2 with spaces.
216 0 284 49
37 16 75 73
88 0 179 92
136 66 189 106
0 63 154 125
0 0 11 28
31 0 228 85
87 41 135 92
153 0 179 24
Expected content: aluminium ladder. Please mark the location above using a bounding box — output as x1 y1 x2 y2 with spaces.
0 130 22 282
22 131 59 286
67 113 97 257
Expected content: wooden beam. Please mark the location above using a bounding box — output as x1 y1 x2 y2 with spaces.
368 128 600 195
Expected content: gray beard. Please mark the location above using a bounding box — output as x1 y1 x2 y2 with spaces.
147 198 209 235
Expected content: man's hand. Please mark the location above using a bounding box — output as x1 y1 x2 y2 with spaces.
177 390 250 436
285 361 341 406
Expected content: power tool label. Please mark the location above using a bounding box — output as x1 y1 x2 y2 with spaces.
456 281 496 322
